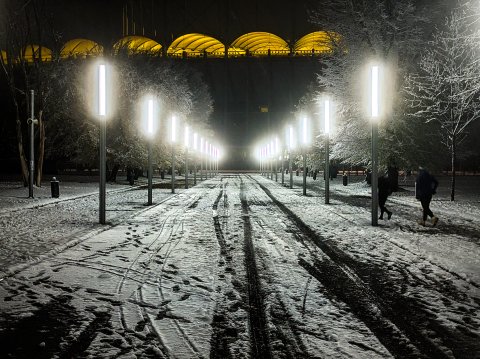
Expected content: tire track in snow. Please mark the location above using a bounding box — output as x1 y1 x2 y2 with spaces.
239 176 273 359
251 175 479 359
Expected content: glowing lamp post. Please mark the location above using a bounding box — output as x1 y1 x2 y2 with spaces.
205 141 209 179
97 63 108 224
324 99 331 204
193 132 198 185
301 116 309 196
274 137 279 182
287 125 295 189
143 97 157 205
370 65 380 226
184 126 190 189
170 115 177 194
200 137 205 181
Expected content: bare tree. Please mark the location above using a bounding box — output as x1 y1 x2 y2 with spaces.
405 2 480 201
0 0 59 186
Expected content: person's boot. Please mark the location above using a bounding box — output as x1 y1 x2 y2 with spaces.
387 211 392 220
418 219 425 226
432 216 439 226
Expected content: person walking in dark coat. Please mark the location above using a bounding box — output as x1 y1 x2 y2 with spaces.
378 175 392 220
415 167 439 226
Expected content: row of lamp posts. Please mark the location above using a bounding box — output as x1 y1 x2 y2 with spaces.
95 63 220 224
257 64 382 226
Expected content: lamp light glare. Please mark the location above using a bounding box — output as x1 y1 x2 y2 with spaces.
289 126 294 150
171 116 176 142
193 133 198 150
371 65 379 118
98 64 106 117
275 137 279 154
302 117 307 144
147 99 154 134
324 99 330 135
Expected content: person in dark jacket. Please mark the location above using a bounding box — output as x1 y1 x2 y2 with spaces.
378 175 392 220
415 167 439 226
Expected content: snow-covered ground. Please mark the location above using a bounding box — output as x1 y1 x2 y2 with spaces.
0 174 478 358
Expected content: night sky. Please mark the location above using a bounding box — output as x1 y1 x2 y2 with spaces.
49 0 317 47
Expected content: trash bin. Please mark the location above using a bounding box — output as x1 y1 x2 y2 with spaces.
343 174 348 186
51 177 59 198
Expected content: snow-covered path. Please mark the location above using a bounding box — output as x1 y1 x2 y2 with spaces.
0 174 479 358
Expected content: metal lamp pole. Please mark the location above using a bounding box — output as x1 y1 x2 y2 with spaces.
200 138 204 181
193 133 198 185
302 117 308 196
289 151 293 189
28 90 37 198
184 126 189 189
171 116 176 194
275 138 279 182
288 125 294 189
302 148 307 196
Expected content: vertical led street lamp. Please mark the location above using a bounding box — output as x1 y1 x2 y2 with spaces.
144 97 157 205
370 65 380 226
287 125 295 189
301 115 309 196
97 63 108 224
205 141 209 179
171 115 177 194
324 99 331 204
193 132 198 185
280 138 285 185
200 137 204 181
184 125 190 189
274 137 279 182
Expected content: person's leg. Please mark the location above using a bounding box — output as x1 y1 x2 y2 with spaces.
420 198 429 221
424 196 434 218
379 195 387 219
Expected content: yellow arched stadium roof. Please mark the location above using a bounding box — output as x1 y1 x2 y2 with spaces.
294 31 340 54
60 39 103 58
168 33 225 57
22 45 52 62
113 36 162 55
230 32 289 56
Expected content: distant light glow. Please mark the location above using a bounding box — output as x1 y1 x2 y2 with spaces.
147 99 154 134
371 65 379 118
302 117 308 144
193 133 198 150
275 137 279 154
201 137 204 153
324 99 330 135
98 64 106 117
288 125 294 150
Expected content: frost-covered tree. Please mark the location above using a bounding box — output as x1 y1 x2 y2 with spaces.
310 0 445 174
42 57 213 180
405 2 480 201
0 0 60 185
